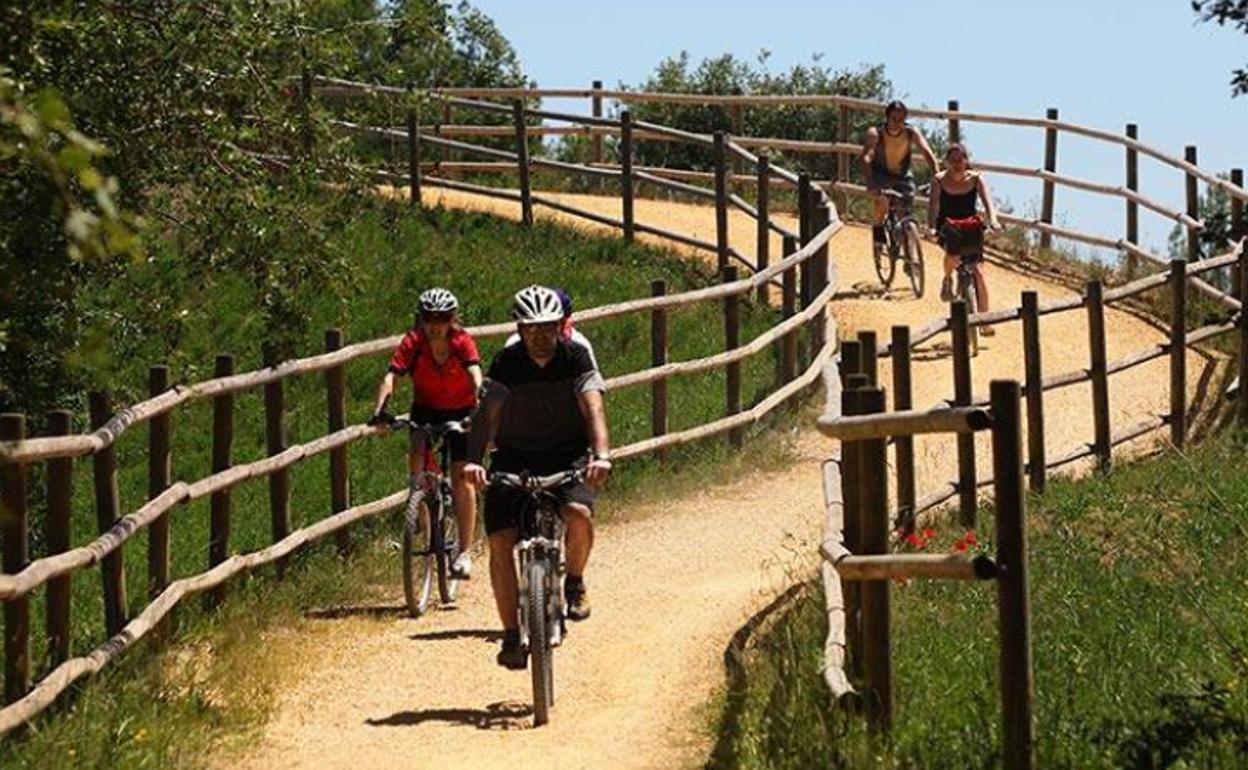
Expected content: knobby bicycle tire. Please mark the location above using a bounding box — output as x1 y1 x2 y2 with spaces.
401 495 435 618
873 224 897 288
436 489 461 604
903 221 925 298
528 559 554 727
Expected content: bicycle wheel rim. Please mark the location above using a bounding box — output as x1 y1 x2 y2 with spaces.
528 560 552 727
402 498 435 617
437 500 460 604
904 223 925 298
874 229 896 288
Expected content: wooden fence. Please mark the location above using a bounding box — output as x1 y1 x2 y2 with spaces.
815 241 1248 767
0 90 841 733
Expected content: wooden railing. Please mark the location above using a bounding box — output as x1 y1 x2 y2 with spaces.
0 88 842 733
814 242 1248 768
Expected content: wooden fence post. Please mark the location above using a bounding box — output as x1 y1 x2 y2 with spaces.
45 410 73 667
326 329 350 556
991 379 1035 770
1039 107 1058 251
209 355 234 606
1232 168 1245 295
1 414 30 704
840 339 863 387
782 236 798 383
798 174 812 309
837 104 850 183
724 267 743 447
809 200 830 354
857 330 878 388
714 131 730 275
651 280 668 446
756 156 771 305
620 110 635 242
513 101 533 227
89 392 127 635
263 342 291 569
1239 245 1248 429
951 300 977 527
407 89 421 208
1169 260 1187 447
299 57 314 159
1086 281 1111 471
891 325 916 534
1125 124 1139 277
590 79 603 165
947 99 961 145
148 365 172 599
730 100 745 177
1021 292 1046 491
839 383 864 680
1185 146 1200 262
859 386 893 731
438 102 451 175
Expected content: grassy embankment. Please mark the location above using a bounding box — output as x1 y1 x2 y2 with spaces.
3 193 813 769
709 432 1248 769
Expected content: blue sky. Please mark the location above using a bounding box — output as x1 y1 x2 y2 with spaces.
470 0 1247 258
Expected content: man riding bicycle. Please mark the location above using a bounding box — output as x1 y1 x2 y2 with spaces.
861 100 940 260
464 285 612 670
369 287 482 580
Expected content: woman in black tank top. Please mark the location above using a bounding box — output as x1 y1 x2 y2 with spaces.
928 143 1002 321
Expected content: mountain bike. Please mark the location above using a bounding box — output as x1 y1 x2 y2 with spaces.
489 467 582 727
390 418 468 617
874 188 926 297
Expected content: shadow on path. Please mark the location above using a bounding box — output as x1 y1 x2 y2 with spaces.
366 700 532 731
408 628 503 642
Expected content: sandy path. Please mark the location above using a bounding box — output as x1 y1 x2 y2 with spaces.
219 190 1223 770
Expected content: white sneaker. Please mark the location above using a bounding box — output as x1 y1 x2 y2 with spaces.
450 551 472 580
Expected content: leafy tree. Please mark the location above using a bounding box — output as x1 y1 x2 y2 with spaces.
1193 1 1248 96
609 51 898 182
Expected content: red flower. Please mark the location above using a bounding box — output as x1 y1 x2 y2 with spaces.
953 539 969 552
922 527 936 540
905 533 923 548
964 530 978 545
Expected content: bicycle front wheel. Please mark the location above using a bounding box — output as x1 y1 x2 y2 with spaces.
873 226 896 288
903 221 925 298
527 559 554 727
435 492 461 605
401 495 435 618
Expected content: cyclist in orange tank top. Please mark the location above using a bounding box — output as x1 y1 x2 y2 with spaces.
861 100 940 257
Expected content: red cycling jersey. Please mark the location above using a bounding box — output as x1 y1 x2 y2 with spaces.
388 327 480 410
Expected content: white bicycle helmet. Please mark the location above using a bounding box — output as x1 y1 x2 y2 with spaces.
511 285 563 324
418 287 459 315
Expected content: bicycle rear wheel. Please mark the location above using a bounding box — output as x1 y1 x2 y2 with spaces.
401 495 435 618
903 221 925 298
527 559 554 727
435 495 461 605
873 225 897 288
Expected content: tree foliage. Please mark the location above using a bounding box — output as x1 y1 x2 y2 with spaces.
0 1 527 415
614 51 898 181
1193 0 1248 96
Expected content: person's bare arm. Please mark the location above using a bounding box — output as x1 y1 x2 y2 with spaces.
861 126 880 180
370 372 398 421
911 127 939 175
467 363 483 393
977 174 1001 228
464 383 506 487
576 389 611 488
928 172 942 231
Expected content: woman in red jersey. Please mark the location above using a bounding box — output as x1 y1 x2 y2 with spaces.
370 288 482 579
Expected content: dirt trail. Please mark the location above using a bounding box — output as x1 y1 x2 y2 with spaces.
219 190 1224 770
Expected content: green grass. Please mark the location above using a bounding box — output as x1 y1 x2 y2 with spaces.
710 434 1248 769
3 191 815 768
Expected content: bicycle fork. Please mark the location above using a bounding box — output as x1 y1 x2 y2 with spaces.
516 540 566 651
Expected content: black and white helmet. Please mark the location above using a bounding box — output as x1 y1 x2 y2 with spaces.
418 287 458 315
511 284 563 325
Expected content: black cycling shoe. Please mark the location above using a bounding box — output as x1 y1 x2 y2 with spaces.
565 582 591 622
496 632 527 670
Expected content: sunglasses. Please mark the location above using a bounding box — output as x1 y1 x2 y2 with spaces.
421 312 454 323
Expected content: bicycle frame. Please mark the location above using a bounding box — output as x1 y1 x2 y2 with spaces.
516 494 566 650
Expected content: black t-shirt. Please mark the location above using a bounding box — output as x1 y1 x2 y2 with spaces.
477 339 605 474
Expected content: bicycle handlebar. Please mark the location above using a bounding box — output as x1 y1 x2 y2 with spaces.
388 417 470 436
490 468 584 492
